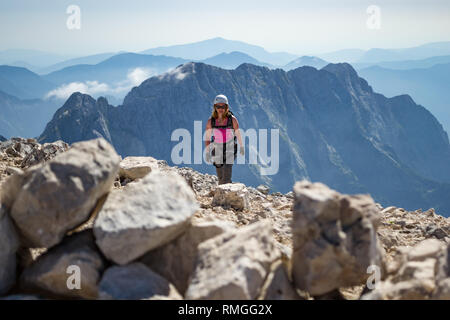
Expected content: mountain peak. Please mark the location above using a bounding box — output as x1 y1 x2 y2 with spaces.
322 62 357 76
236 62 269 71
322 62 372 94
64 91 95 106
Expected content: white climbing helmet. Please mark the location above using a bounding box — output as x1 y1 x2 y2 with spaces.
213 94 229 105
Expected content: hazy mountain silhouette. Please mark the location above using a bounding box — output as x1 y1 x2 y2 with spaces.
0 65 56 99
0 49 73 68
358 63 450 135
0 90 61 138
43 53 188 86
141 37 297 66
318 42 450 63
37 52 122 75
201 51 273 69
283 56 328 70
353 55 450 70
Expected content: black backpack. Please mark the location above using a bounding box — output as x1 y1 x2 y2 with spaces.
210 111 238 166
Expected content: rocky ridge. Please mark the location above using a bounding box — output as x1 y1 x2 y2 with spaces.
0 137 449 300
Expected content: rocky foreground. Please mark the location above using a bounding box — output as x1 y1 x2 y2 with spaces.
0 137 449 300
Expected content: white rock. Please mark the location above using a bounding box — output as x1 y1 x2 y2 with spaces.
94 170 198 265
212 183 249 211
185 220 280 300
291 180 384 296
407 239 444 261
140 219 234 295
119 156 159 180
4 138 120 248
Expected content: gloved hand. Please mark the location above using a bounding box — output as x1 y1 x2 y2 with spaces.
240 146 245 156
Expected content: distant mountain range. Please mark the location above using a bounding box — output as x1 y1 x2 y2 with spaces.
0 65 55 99
0 90 61 138
283 56 328 71
317 41 450 63
2 38 450 142
7 39 450 72
201 51 273 69
141 37 298 66
36 52 122 75
42 53 188 86
352 55 450 70
0 49 74 70
358 63 450 135
38 62 450 216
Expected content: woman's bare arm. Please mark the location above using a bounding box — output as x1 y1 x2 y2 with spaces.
205 118 212 150
232 116 243 147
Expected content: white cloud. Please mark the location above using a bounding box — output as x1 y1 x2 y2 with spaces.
127 67 153 86
157 65 189 81
45 81 111 99
45 67 156 100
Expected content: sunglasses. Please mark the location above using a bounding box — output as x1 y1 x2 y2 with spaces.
215 104 227 109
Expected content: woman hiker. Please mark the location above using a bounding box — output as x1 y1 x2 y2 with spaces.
205 94 244 184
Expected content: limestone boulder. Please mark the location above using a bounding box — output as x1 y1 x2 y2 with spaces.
140 218 234 295
119 156 159 180
212 183 249 211
185 220 280 300
3 138 120 248
256 185 270 195
94 170 198 265
291 180 385 296
19 230 105 299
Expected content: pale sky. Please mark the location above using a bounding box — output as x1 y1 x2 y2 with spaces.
1 0 450 56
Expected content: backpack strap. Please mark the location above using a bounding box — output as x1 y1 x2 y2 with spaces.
211 115 234 128
226 114 233 128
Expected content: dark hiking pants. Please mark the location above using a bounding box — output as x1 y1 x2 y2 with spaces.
216 164 233 184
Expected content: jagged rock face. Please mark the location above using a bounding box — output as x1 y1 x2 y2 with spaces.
93 170 199 265
38 62 450 215
38 94 113 145
2 138 120 248
291 180 385 296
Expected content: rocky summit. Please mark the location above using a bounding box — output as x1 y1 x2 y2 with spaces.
0 137 449 300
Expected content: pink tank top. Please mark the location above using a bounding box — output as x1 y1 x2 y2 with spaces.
213 118 234 143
